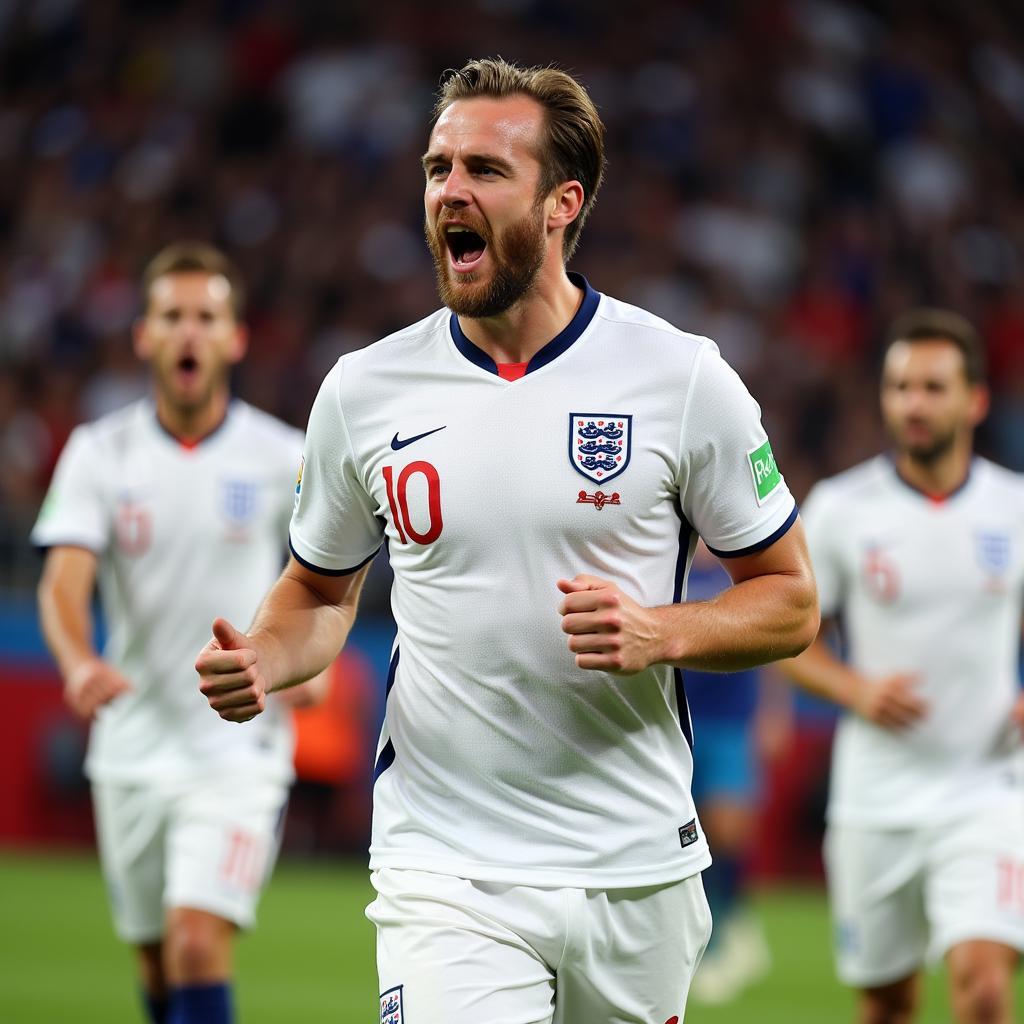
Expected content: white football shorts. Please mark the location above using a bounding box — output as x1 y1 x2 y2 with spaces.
92 775 289 943
367 866 711 1024
825 799 1024 987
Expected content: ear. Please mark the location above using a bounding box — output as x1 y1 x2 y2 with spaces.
546 180 585 234
226 324 249 365
132 317 153 361
967 382 990 427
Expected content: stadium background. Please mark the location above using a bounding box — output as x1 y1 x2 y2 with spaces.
1 0 1023 1019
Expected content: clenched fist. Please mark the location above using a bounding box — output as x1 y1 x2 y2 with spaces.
195 618 268 723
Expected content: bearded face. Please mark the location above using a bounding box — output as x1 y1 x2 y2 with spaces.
880 340 980 466
426 194 548 319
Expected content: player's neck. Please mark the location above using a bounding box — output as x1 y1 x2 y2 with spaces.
893 443 973 500
155 389 231 446
456 269 583 365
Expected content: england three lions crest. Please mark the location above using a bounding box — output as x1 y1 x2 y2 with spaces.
222 480 258 525
379 985 403 1024
569 413 632 484
975 530 1012 592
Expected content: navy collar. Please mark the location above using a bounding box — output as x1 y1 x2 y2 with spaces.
449 273 600 377
887 452 974 503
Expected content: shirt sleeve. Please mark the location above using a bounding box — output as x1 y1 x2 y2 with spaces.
31 425 110 553
288 359 384 575
677 341 797 557
799 481 845 618
278 424 306 543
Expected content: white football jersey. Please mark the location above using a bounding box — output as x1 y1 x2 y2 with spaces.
803 455 1024 827
32 399 303 785
291 277 797 887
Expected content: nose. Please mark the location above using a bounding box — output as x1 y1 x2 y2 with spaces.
904 384 930 412
179 316 200 340
173 314 203 347
438 166 470 209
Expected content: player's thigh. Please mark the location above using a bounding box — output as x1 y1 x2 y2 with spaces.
824 824 928 987
925 801 1024 962
367 868 558 1024
92 781 169 943
165 776 289 929
554 873 711 1024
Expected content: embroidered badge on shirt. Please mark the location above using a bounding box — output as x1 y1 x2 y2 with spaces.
976 529 1012 593
380 985 403 1024
976 530 1011 575
569 413 632 484
222 479 258 525
678 819 699 848
577 489 621 510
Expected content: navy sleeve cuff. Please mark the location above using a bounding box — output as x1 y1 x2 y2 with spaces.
288 537 380 576
706 503 799 559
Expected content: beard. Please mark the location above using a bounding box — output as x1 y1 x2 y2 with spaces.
156 361 220 417
426 202 546 318
893 422 958 465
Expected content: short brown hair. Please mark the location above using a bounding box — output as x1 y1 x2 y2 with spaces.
432 58 606 260
141 242 246 321
885 307 986 384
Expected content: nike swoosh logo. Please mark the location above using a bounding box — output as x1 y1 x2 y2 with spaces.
390 426 446 450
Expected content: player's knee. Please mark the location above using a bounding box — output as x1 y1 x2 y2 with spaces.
860 1003 915 1024
860 981 917 1024
165 914 231 983
950 964 1010 1023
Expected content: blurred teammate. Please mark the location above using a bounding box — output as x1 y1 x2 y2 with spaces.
196 58 818 1023
781 309 1024 1024
686 542 780 1004
33 243 321 1024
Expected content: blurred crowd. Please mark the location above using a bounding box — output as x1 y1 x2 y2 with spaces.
2 0 1024 601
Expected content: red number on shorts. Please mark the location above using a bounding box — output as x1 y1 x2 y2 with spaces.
997 857 1024 913
220 829 264 891
383 461 443 545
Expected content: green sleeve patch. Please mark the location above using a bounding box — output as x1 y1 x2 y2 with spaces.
748 440 781 505
36 490 57 523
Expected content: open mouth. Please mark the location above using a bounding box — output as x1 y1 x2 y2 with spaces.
445 225 487 272
176 354 200 381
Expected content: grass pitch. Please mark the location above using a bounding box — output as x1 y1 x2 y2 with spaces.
0 851 1018 1022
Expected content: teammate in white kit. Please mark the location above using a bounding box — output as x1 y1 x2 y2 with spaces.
34 243 323 1024
196 59 819 1024
781 309 1024 1024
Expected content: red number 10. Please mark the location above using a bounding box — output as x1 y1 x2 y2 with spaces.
383 461 443 544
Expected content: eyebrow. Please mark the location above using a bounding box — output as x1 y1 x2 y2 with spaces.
421 151 515 174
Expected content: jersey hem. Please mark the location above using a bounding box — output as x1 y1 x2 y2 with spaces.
85 760 295 786
367 844 712 888
837 952 925 989
825 788 1017 828
931 924 1024 961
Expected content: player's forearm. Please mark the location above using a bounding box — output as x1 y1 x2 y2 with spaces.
37 576 98 682
776 634 865 711
655 569 819 671
246 571 361 693
273 665 332 708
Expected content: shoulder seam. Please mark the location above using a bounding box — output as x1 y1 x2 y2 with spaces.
344 311 448 367
595 306 708 345
675 338 713 474
333 360 361 485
